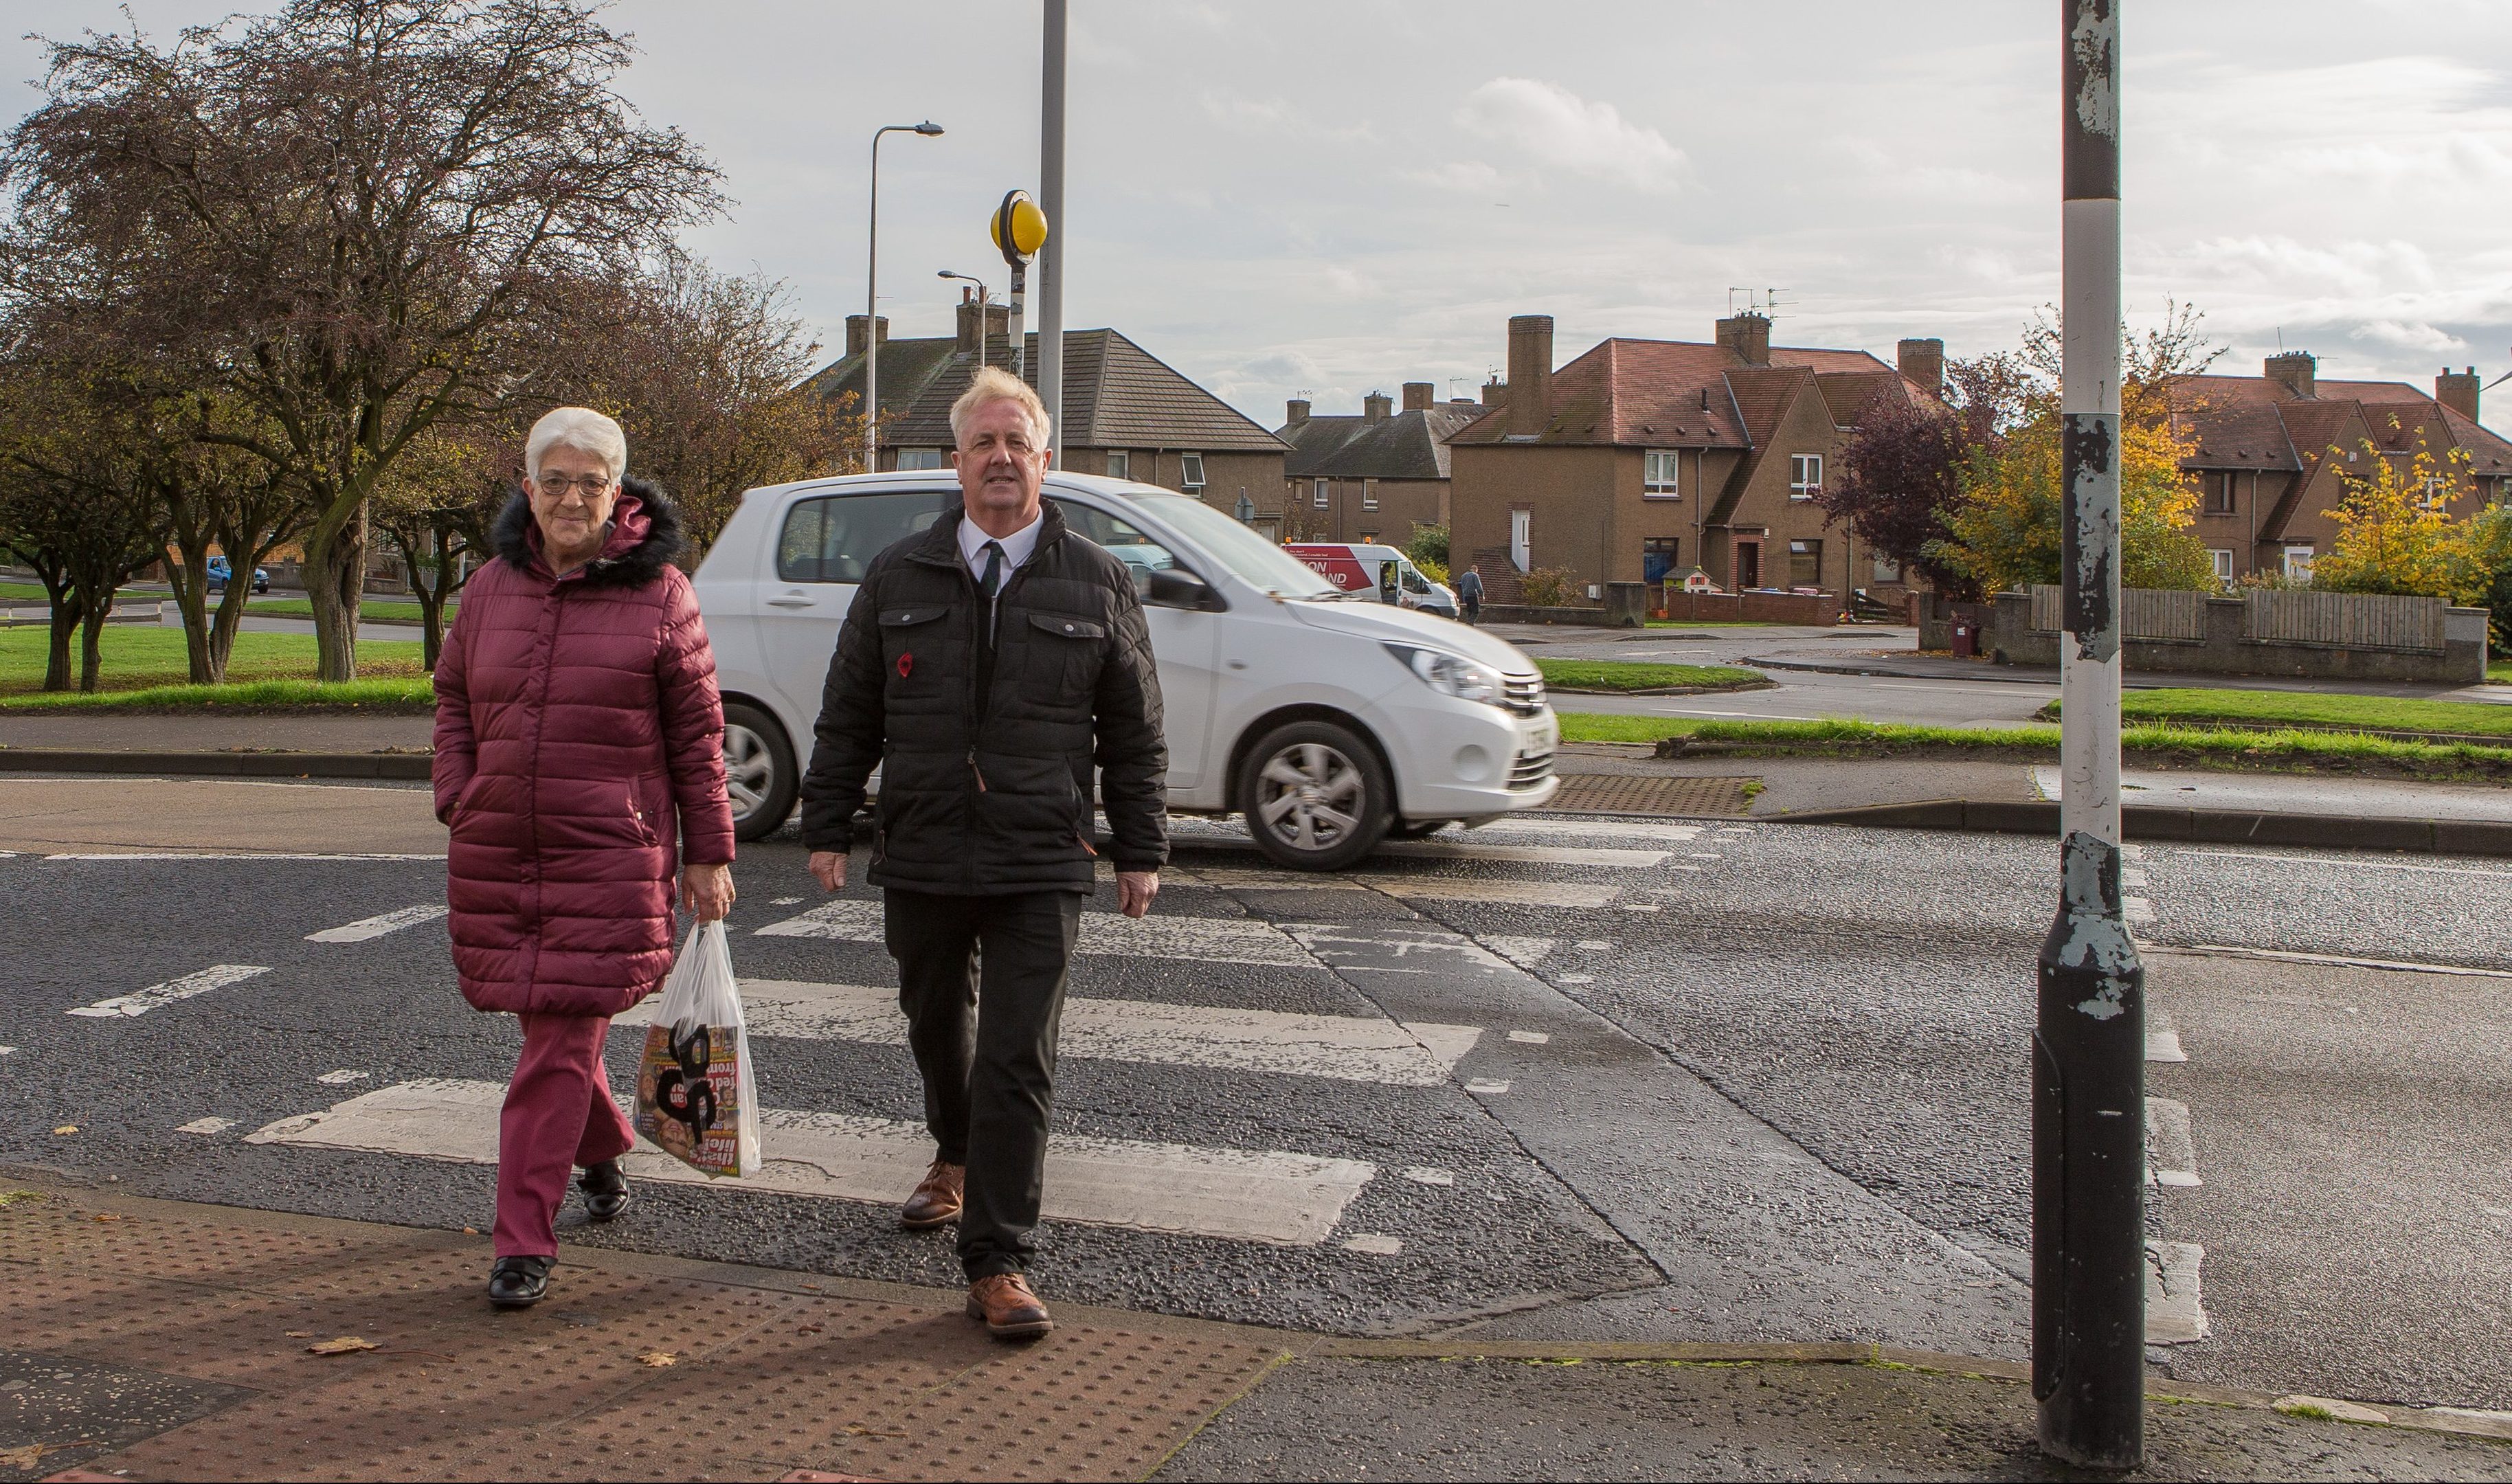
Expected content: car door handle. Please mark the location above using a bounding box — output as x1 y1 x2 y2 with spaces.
766 592 818 608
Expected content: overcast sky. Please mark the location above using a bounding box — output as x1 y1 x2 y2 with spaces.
9 1 2512 434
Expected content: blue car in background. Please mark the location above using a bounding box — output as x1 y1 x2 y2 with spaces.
206 555 269 594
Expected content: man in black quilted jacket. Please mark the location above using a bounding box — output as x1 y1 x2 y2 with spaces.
798 366 1167 1340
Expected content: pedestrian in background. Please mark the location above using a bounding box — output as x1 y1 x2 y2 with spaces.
1457 563 1484 625
799 366 1168 1340
432 406 737 1310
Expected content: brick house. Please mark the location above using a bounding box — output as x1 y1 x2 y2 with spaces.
808 302 1287 511
1448 313 1942 605
1273 383 1483 545
2170 352 2512 584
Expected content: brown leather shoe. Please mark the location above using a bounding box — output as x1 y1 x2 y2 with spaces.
900 1159 965 1230
965 1272 1053 1340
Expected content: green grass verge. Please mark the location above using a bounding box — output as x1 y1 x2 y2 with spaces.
1556 712 1705 745
240 596 445 624
0 581 49 603
0 676 435 713
1536 659 1767 693
2490 661 2512 685
0 627 427 698
2049 687 2512 739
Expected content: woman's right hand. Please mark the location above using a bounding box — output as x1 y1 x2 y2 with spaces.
809 851 846 893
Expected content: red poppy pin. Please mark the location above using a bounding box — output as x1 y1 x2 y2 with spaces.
897 652 913 679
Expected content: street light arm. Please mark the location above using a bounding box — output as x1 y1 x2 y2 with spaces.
864 122 945 468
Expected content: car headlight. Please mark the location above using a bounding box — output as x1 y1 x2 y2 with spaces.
1386 644 1505 708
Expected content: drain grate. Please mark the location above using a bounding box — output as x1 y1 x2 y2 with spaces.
1540 774 1756 817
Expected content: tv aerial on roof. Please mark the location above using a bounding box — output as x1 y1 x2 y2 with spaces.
1726 286 1792 318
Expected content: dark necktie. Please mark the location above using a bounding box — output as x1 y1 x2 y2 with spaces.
980 541 1005 597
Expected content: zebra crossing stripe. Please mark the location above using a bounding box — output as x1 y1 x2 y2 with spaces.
67 965 270 1018
754 900 1318 967
1177 866 1617 909
246 1078 1376 1247
306 904 450 943
618 978 1483 1086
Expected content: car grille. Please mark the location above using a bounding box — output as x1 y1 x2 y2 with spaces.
1507 747 1554 791
1501 673 1545 715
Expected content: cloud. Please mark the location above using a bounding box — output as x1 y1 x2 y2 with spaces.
1452 77 1689 194
2348 319 2467 354
1409 159 1504 195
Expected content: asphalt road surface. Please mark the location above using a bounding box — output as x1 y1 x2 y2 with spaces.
5 779 2509 1415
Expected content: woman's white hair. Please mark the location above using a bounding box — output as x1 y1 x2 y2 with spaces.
948 366 1052 449
526 407 627 483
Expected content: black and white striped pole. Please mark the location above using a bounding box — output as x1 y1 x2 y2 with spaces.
2036 0 2146 1468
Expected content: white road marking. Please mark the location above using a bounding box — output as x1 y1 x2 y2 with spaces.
0 1046 13 1057
1341 1233 1404 1255
1380 840 1669 869
1454 819 1705 845
2122 896 2156 925
1575 939 1614 950
2122 868 2149 888
2173 849 2512 880
1688 853 1723 861
248 1079 1374 1247
755 900 1317 967
176 1116 238 1135
2144 1098 2201 1188
2146 1009 2187 1064
2168 944 2512 981
305 904 448 943
1183 866 1617 909
617 979 1482 1086
315 1069 370 1085
1402 1167 1455 1186
2122 843 2145 859
67 965 269 1018
770 896 803 906
2146 1241 2210 1345
1506 1031 1551 1044
1619 903 1661 912
1481 936 1554 969
43 852 446 862
1466 1079 1511 1096
1557 974 1594 984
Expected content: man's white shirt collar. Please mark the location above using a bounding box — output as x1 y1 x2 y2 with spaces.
961 508 1044 581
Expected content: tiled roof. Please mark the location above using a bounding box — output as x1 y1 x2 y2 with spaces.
1276 404 1483 480
2172 372 2512 482
805 328 1287 454
1449 336 1914 449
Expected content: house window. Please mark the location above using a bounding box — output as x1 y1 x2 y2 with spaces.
895 448 945 471
1787 538 1824 591
1361 479 1378 510
1105 450 1130 480
2210 548 2234 584
2283 545 2315 583
1312 478 1330 508
1873 554 1903 583
1644 450 1680 497
2206 471 2237 514
1180 452 1207 489
1790 454 1822 499
1642 537 1680 583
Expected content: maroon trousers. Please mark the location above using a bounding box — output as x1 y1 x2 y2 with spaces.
494 1012 636 1258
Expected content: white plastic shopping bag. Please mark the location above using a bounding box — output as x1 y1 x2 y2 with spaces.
631 919 762 1178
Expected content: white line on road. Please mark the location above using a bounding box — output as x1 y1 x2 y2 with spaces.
0 1046 14 1057
2171 849 2512 880
176 1117 238 1135
1477 936 1554 969
2164 944 2512 981
1445 819 1705 845
2146 1008 2187 1064
305 904 449 943
2146 1241 2210 1345
1180 866 1618 908
1402 1167 1455 1186
2123 895 2157 925
247 1079 1376 1247
618 979 1482 1086
2145 1098 2201 1188
755 900 1319 967
67 965 269 1018
1341 1233 1404 1255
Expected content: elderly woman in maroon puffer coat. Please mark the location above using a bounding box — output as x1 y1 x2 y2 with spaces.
432 406 737 1310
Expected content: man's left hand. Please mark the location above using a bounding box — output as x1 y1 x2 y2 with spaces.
1117 870 1159 919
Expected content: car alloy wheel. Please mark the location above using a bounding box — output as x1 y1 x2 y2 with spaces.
1236 718 1392 870
723 724 773 821
720 701 798 842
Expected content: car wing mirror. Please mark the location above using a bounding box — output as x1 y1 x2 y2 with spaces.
1143 567 1219 610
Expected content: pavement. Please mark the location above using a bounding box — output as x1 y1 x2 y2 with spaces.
12 778 2512 1479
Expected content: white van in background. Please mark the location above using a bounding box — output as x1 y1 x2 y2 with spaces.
693 473 1558 870
1284 543 1458 618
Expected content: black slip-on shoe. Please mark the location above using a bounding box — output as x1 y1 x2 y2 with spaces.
579 1160 632 1223
487 1255 554 1309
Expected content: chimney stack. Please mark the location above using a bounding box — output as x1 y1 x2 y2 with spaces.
1363 390 1393 424
1402 381 1435 412
1285 398 1311 425
1716 312 1772 366
2438 366 2481 421
1896 338 1946 397
2265 350 2316 400
955 297 1009 355
1482 375 1505 406
1506 315 1554 438
846 314 890 358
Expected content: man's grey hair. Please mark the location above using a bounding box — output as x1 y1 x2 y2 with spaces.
949 366 1052 449
526 406 627 483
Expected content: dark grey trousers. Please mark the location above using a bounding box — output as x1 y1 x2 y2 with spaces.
883 887 1084 1279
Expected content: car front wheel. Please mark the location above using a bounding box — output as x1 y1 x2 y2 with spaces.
723 701 798 842
1236 718 1392 871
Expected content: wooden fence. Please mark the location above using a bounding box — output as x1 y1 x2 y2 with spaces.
2244 589 2445 652
2026 585 2209 640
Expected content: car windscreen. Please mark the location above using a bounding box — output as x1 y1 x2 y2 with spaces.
1130 493 1338 599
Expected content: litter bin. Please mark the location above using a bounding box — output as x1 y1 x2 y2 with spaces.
1951 618 1979 657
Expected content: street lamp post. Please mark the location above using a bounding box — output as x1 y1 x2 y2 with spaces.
2037 0 2144 1470
938 271 991 369
1038 0 1067 466
865 120 943 470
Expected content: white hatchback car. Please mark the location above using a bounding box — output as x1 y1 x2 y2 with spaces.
691 471 1560 870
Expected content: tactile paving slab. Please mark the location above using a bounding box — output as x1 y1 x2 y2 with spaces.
2 1191 1288 1483
1541 772 1756 817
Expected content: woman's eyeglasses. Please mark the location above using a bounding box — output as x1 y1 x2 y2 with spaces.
533 475 614 498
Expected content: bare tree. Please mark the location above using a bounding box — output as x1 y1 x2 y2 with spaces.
2 0 724 679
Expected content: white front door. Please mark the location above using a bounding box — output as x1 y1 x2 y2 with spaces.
1510 509 1531 572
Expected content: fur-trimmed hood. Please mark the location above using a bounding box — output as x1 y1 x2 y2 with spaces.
491 476 686 589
